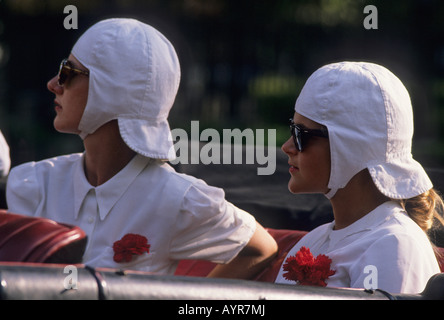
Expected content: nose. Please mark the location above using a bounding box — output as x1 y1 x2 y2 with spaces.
281 136 298 156
47 75 63 94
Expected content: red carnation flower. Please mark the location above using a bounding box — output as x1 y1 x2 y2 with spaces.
283 246 335 287
113 233 150 263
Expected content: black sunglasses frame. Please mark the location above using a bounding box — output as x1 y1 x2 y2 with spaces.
289 118 329 152
57 58 89 86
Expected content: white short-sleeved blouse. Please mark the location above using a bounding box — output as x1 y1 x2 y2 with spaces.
6 153 256 274
275 201 440 294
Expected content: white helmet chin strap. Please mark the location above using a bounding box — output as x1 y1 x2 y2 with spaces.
324 188 338 200
78 130 89 140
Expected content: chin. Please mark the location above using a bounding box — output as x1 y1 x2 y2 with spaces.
288 179 324 195
53 121 66 133
288 181 300 194
53 123 78 135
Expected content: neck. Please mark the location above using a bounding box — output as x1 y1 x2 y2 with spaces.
329 169 390 230
82 120 136 186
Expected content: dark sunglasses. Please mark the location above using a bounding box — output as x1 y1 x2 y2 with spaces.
289 118 329 152
57 58 89 86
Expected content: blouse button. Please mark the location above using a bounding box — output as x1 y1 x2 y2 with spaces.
87 216 94 224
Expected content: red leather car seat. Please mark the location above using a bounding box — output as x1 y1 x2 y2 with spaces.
0 210 87 264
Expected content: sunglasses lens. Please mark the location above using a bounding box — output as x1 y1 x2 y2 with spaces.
290 126 303 152
58 71 67 86
58 60 67 86
58 59 76 86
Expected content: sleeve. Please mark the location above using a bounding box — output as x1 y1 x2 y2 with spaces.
169 180 257 264
348 233 440 294
6 162 42 216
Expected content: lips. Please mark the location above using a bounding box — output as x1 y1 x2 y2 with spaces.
54 100 62 111
288 162 299 173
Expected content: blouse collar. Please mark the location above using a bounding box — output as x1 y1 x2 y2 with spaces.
73 153 152 221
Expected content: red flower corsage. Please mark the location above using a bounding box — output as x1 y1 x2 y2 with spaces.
113 233 150 263
283 246 335 287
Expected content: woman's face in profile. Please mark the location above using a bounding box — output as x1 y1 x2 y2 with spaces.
47 54 89 135
282 112 331 195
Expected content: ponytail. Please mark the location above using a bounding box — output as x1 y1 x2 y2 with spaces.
398 188 444 233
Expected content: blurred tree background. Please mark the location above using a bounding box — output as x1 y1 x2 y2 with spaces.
0 0 443 168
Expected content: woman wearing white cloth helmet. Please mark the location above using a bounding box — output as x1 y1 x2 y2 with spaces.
6 18 277 276
276 61 443 293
